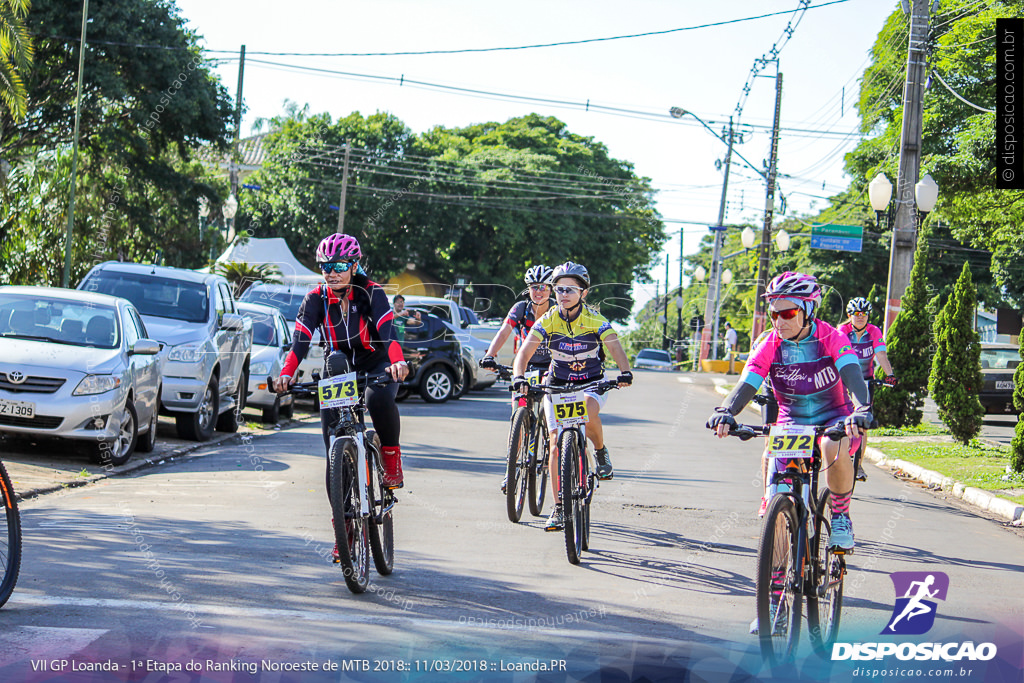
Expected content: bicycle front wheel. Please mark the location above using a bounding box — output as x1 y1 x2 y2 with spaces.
329 438 370 593
505 407 530 523
528 424 548 517
0 460 21 608
365 430 394 577
560 430 585 565
808 490 844 657
756 493 803 663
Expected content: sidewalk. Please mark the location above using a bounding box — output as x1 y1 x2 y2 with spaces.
705 375 1024 526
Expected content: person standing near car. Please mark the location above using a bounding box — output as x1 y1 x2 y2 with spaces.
273 233 409 491
391 294 422 343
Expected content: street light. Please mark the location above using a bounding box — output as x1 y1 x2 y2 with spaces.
198 196 210 244
775 229 791 252
741 227 756 250
915 174 939 224
222 194 238 246
868 172 893 231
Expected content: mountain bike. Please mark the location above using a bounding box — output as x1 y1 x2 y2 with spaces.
537 379 620 565
497 365 550 521
724 420 849 663
274 362 396 594
852 378 890 484
0 458 21 608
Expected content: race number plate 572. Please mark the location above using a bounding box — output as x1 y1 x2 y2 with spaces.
318 372 358 409
767 424 816 459
553 391 588 427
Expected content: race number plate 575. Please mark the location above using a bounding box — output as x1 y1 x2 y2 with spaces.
553 391 588 427
318 372 358 409
767 424 816 459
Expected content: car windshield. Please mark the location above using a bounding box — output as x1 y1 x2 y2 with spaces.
981 348 1021 370
247 316 277 347
0 294 120 349
241 288 306 322
80 272 208 323
461 307 481 325
637 349 671 362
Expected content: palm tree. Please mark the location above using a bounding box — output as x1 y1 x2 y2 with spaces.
0 0 33 121
214 261 282 297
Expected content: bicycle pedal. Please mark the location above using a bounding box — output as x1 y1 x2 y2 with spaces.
831 547 853 556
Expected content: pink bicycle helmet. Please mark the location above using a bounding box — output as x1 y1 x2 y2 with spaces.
764 271 822 317
316 233 361 263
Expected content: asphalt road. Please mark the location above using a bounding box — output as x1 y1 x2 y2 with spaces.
1 372 1022 683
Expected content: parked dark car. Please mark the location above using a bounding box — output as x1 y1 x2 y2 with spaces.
979 343 1020 414
394 312 464 403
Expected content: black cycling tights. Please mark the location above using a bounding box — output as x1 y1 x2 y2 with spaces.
319 360 401 453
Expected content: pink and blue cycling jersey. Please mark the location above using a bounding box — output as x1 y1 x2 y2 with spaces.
838 322 886 380
740 320 860 425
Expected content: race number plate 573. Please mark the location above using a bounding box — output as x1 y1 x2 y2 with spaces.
318 372 358 409
767 424 816 459
553 391 588 427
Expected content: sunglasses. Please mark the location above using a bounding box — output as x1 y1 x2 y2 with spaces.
769 307 801 321
528 284 550 292
553 285 582 295
320 261 356 274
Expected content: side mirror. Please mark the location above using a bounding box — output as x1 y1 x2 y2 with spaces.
220 313 244 331
130 339 161 356
461 318 470 329
282 342 292 352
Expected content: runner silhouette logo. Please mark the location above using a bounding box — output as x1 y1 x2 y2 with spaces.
882 571 949 635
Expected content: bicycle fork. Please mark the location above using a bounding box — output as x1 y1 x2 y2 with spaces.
329 433 370 517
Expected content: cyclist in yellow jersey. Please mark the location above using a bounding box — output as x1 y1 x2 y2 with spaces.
512 261 633 531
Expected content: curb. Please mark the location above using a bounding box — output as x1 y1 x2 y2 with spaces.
711 383 1024 526
12 416 309 502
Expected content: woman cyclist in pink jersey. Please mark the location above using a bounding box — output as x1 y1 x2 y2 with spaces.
706 272 873 554
838 297 897 481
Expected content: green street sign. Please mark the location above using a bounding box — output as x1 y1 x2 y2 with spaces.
811 223 863 252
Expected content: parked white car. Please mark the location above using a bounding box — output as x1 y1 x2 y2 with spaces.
0 286 162 465
237 302 295 423
240 282 323 383
633 348 674 371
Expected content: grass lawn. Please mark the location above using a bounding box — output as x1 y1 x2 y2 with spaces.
872 440 1024 506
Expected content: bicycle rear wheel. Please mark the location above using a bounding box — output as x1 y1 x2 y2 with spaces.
0 460 21 608
527 424 548 517
505 407 530 522
329 438 370 593
756 493 802 663
808 490 844 656
560 430 585 565
365 430 394 576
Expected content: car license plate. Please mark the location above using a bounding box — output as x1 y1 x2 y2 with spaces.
995 380 1014 390
0 399 35 419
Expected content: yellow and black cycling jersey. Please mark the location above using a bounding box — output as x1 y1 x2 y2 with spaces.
529 305 615 382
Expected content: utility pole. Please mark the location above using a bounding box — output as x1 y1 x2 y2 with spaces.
230 45 245 202
663 253 670 349
676 226 683 343
703 117 736 362
751 71 783 341
884 0 931 333
337 144 351 233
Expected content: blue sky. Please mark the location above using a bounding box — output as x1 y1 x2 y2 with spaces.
174 0 898 310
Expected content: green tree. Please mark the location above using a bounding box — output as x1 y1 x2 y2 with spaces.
928 262 984 444
214 261 281 298
873 231 932 427
0 0 33 121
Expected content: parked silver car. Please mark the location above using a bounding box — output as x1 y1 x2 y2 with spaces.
0 286 161 465
240 282 323 383
237 302 295 423
78 262 252 442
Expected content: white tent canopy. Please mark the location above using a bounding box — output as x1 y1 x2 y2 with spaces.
208 237 322 284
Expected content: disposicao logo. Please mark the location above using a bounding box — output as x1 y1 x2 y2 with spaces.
831 570 997 662
882 571 949 635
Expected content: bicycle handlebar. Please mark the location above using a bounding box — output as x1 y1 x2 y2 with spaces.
268 371 393 396
727 422 848 442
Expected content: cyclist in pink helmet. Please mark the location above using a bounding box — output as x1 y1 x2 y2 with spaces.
707 271 872 556
275 233 409 497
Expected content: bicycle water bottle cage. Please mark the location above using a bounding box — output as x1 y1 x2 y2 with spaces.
325 351 351 377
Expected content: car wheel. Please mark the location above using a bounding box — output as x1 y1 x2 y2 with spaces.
175 376 219 441
262 395 281 423
454 362 472 398
419 366 454 403
91 400 138 467
136 396 159 453
216 367 247 433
